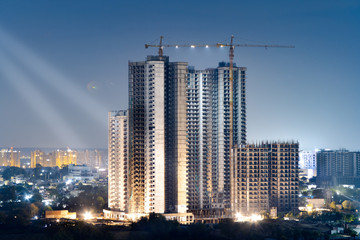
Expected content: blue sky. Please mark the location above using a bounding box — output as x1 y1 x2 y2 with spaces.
0 0 359 150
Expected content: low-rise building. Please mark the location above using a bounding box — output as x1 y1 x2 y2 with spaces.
231 142 299 216
45 210 76 219
65 164 98 182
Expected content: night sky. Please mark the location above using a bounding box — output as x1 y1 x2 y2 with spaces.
0 0 359 150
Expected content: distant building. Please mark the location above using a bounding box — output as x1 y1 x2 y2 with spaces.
31 150 55 168
231 142 299 215
20 156 31 168
65 164 98 181
317 149 360 187
55 148 77 167
299 151 316 169
45 210 76 219
0 148 20 167
299 150 317 179
77 149 105 168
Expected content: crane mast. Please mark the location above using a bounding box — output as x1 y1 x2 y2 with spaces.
145 36 294 216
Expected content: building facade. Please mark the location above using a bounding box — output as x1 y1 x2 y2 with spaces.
108 57 247 216
299 150 317 179
55 148 77 167
31 150 55 168
108 110 129 212
299 151 316 169
0 148 20 167
77 149 105 168
128 56 187 214
186 63 247 213
231 142 299 215
317 149 360 187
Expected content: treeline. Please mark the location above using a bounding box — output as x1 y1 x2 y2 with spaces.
0 213 330 240
128 213 328 240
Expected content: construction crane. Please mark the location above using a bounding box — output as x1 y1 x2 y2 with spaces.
145 35 294 215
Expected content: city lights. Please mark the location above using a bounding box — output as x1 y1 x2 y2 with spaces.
24 194 32 200
235 213 263 222
83 211 93 220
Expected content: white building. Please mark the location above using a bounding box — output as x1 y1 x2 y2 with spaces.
108 110 128 212
299 150 317 179
66 164 98 182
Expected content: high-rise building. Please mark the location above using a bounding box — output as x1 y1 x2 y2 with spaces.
231 142 299 215
0 148 20 167
55 148 77 167
317 149 360 187
77 149 104 168
186 63 247 213
299 150 317 179
299 151 316 169
31 149 75 168
107 57 247 217
108 110 129 212
31 150 43 168
128 56 187 214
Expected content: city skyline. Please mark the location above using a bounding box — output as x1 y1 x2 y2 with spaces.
1 1 360 150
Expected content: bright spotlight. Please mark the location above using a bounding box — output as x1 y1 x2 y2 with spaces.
250 214 263 222
205 45 209 48
235 213 263 222
25 194 32 200
175 45 179 48
66 179 72 185
84 212 93 220
191 45 195 48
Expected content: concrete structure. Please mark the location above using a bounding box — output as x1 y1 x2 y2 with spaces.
108 110 129 212
106 57 248 219
186 63 247 214
163 212 194 224
231 142 299 216
307 198 325 209
317 149 360 187
103 210 194 224
128 56 187 214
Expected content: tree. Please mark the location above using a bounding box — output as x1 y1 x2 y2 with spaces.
312 189 325 198
342 200 353 210
330 201 337 210
96 196 105 209
7 208 31 225
2 167 26 180
344 214 355 223
0 186 16 202
30 191 42 203
29 203 39 218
